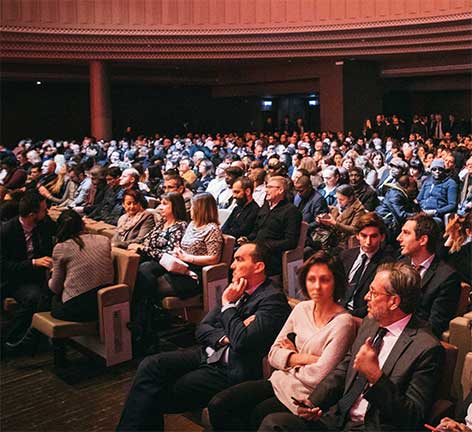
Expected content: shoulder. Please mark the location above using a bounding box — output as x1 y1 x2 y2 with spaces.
434 259 459 280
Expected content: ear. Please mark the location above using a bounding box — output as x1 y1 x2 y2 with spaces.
389 294 401 310
380 233 386 243
253 260 265 275
418 234 429 248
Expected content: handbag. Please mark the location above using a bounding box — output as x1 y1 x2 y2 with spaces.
159 252 189 274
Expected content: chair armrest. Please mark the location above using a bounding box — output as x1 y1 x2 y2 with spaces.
97 284 130 342
111 247 140 291
202 263 229 313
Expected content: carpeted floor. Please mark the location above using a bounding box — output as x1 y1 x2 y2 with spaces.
1 325 204 432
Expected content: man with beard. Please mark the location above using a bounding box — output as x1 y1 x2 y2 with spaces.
417 158 458 225
222 176 260 241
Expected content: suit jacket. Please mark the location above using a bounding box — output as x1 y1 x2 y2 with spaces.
340 247 394 318
294 189 328 232
195 278 290 384
248 199 302 276
309 316 443 431
0 216 55 297
401 256 460 338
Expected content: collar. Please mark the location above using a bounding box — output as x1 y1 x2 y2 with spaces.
359 248 376 261
245 279 265 296
412 253 435 272
384 313 412 337
19 216 36 232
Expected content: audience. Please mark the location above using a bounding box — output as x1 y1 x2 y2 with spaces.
208 251 357 431
1 113 471 428
117 242 291 431
259 262 443 432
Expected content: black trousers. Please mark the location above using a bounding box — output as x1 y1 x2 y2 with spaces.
117 346 231 431
258 412 365 432
51 286 102 322
208 379 290 432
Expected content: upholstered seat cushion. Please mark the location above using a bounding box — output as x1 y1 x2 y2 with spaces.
32 312 97 339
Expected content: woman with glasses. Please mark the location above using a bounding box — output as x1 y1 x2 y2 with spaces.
208 251 356 432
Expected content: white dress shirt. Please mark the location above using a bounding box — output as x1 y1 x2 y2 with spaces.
350 314 413 422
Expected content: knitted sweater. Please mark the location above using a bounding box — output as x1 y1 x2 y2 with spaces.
269 301 357 414
49 233 114 302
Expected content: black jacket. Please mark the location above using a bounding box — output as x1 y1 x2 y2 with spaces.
0 216 55 297
222 200 260 239
339 246 394 317
401 256 461 337
248 199 302 276
195 278 290 384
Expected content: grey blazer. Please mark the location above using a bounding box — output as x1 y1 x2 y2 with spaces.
309 316 443 431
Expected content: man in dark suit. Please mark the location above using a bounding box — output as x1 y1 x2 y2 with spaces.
117 242 290 431
1 191 55 347
397 213 460 337
221 176 260 241
340 213 393 318
293 174 328 237
259 262 443 432
246 176 302 278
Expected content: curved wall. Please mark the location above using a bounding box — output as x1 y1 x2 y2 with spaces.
1 0 471 59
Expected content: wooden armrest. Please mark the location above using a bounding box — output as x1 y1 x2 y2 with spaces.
202 263 229 313
97 284 130 342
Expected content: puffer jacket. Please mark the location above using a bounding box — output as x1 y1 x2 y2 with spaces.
417 176 458 217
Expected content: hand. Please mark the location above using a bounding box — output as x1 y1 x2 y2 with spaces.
222 278 247 305
34 256 53 269
236 236 248 246
37 185 51 198
297 402 322 421
127 243 141 252
279 337 297 351
353 337 382 385
436 417 470 432
173 246 189 262
243 315 256 327
318 214 336 226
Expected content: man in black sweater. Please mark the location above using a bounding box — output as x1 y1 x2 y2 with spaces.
222 176 259 241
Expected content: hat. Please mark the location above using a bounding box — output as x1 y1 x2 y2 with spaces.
430 159 445 170
389 158 409 171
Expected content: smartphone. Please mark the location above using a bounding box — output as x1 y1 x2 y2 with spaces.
287 332 296 345
291 396 310 408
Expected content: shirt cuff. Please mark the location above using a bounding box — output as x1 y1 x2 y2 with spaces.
221 303 237 313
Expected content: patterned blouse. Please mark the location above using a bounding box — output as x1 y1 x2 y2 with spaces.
180 222 223 259
138 219 188 261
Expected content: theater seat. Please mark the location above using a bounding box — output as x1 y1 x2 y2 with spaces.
31 247 140 367
282 221 308 298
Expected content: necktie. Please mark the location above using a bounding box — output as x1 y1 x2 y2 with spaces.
412 263 424 278
337 327 388 424
345 254 368 310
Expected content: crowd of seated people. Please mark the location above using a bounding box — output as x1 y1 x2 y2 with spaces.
0 111 471 431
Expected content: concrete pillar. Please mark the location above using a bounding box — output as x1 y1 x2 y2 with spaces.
89 60 112 140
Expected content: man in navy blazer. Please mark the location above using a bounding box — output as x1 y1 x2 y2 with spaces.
117 242 290 431
260 262 443 432
397 213 460 337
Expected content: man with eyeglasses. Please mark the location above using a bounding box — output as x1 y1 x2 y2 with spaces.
259 262 443 432
163 172 193 214
417 158 458 224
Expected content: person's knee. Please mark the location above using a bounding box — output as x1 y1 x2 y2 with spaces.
18 286 41 306
207 391 228 422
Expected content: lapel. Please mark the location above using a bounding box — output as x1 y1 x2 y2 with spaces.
421 257 440 291
13 218 29 259
358 249 382 288
381 317 417 377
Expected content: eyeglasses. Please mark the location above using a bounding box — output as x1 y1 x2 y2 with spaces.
431 167 445 172
367 288 394 299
